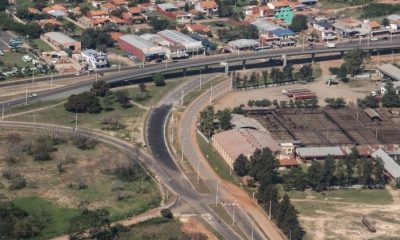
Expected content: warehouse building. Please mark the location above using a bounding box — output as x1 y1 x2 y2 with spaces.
118 35 166 61
377 63 400 81
42 32 81 53
157 30 203 53
212 128 280 168
228 39 259 50
371 149 400 183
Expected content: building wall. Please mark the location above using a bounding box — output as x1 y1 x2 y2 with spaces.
117 38 146 61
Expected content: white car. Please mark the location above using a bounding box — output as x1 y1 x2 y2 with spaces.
21 55 32 62
370 37 378 41
29 93 38 98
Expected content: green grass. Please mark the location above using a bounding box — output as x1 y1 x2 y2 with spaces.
13 196 80 239
116 217 187 240
196 133 237 183
0 52 35 68
7 97 146 138
291 201 337 216
15 0 35 9
30 39 54 52
287 189 393 205
123 80 182 107
319 0 370 9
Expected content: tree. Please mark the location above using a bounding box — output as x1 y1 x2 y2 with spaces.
261 70 268 85
71 135 97 150
139 83 146 92
81 28 114 50
256 184 279 218
32 136 56 161
307 161 325 191
64 92 102 113
114 91 131 108
343 48 368 76
91 80 110 97
270 68 283 84
382 82 400 107
357 157 373 185
337 64 349 82
217 108 232 130
153 73 166 86
249 148 279 185
323 156 336 186
199 106 215 137
233 154 249 177
277 194 305 240
297 64 313 82
68 209 111 235
64 21 76 33
282 64 294 82
283 168 308 191
289 15 308 32
382 17 390 26
358 95 379 108
373 157 385 184
149 17 171 31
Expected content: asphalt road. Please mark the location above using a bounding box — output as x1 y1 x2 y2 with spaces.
0 30 12 50
2 38 400 109
146 75 249 239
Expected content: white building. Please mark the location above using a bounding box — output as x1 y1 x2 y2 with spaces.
81 49 109 70
157 30 203 52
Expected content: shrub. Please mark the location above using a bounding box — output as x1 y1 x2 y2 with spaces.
64 92 102 113
71 135 97 150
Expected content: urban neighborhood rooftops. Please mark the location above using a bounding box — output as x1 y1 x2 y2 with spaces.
157 3 178 11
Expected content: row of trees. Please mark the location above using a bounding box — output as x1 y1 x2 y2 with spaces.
357 82 400 108
284 154 385 192
330 49 369 82
232 64 313 89
217 25 259 42
324 97 346 108
0 12 43 38
199 106 232 137
233 148 304 240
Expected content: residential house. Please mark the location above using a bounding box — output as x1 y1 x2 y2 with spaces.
42 32 81 53
194 0 218 17
111 0 127 7
101 3 118 12
110 16 125 26
362 20 382 34
37 19 64 29
81 49 109 69
87 10 110 19
27 7 40 14
267 0 290 12
42 50 70 65
123 7 146 23
185 24 211 33
252 5 274 17
42 4 68 14
156 3 192 23
313 21 336 40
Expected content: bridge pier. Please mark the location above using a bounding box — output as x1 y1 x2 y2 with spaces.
242 60 246 70
183 68 187 76
340 51 345 58
282 54 287 67
220 62 229 75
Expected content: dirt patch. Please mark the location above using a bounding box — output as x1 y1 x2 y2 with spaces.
180 217 218 240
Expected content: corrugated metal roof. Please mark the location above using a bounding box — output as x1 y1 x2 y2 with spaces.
228 39 259 49
44 32 78 44
371 148 400 179
296 146 351 158
157 30 203 50
157 3 178 11
252 18 282 33
120 35 166 55
378 64 400 81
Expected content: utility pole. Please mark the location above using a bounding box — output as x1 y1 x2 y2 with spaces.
209 82 213 105
33 111 36 125
230 74 233 90
302 34 305 52
25 88 28 105
199 69 202 91
75 113 78 129
181 87 184 108
1 104 4 120
197 159 200 183
130 123 134 143
216 182 219 205
50 72 53 89
32 70 35 85
232 202 236 225
269 201 272 220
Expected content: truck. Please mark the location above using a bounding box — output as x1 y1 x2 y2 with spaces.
326 42 336 48
293 93 317 100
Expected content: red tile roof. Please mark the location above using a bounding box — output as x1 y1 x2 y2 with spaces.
199 0 218 9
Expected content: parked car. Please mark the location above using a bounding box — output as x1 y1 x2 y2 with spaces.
370 37 378 41
29 93 38 98
21 55 32 62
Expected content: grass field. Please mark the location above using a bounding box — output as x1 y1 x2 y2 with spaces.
0 129 161 239
123 80 182 107
0 52 35 68
196 133 237 183
287 189 393 205
13 196 80 239
183 76 226 106
30 39 54 52
116 217 187 240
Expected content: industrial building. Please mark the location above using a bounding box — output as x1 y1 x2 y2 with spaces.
228 39 259 50
211 128 280 168
118 35 166 61
42 32 81 53
157 30 203 52
377 63 400 81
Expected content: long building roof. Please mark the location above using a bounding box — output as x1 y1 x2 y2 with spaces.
371 148 400 179
119 35 166 55
157 30 203 50
44 32 78 44
378 63 400 81
296 146 352 158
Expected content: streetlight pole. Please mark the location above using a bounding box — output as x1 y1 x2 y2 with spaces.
251 222 254 240
269 201 272 220
75 113 78 129
302 35 305 52
50 72 53 89
232 202 236 225
199 69 202 91
25 88 28 105
215 182 219 205
209 82 213 105
32 70 35 85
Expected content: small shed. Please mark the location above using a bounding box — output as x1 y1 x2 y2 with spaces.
364 108 381 121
